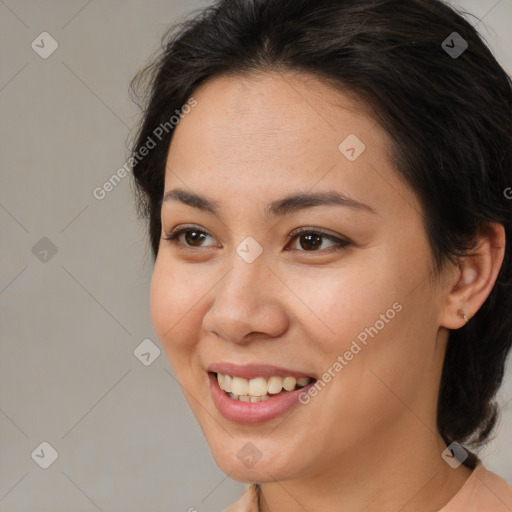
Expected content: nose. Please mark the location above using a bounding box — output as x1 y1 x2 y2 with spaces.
201 251 290 344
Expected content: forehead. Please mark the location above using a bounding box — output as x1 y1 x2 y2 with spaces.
173 72 375 140
163 71 416 219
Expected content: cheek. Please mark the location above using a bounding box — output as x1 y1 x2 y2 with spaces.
149 257 205 356
316 269 437 424
298 247 433 387
284 257 403 357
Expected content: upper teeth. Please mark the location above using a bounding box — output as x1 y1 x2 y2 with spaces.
216 373 311 397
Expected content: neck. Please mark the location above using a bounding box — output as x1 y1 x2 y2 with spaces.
257 421 473 512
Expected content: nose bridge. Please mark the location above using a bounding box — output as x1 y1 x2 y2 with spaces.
202 241 287 341
222 240 272 310
219 229 271 296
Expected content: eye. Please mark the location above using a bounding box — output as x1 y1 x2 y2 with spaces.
162 225 218 248
286 228 351 253
163 225 351 253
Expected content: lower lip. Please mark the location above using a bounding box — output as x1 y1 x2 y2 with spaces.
208 373 315 424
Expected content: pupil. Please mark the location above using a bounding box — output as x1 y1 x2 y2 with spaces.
186 230 204 246
301 233 321 250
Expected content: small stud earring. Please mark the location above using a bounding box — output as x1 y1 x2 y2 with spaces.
458 309 469 324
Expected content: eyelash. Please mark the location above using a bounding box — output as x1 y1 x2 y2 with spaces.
162 225 351 254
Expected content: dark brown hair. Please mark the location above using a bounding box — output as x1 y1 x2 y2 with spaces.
129 0 512 468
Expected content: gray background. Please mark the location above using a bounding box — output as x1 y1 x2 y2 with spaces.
0 1 511 510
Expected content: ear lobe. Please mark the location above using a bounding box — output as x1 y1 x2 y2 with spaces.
440 222 506 330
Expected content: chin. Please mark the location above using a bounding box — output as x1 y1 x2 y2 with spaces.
205 432 307 483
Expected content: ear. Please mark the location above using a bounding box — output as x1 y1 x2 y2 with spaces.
440 222 506 329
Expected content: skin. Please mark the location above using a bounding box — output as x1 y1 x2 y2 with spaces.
149 71 505 511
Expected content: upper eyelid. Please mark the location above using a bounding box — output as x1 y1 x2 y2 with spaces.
165 224 343 238
286 226 348 240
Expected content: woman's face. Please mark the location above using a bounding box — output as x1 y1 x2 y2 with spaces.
150 71 452 483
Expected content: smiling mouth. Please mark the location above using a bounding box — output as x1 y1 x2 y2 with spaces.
211 372 316 403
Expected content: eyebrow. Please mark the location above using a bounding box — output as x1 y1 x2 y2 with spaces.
161 188 377 217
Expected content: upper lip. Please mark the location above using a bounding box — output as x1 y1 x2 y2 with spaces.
207 362 316 380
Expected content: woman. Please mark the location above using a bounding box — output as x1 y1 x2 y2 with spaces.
129 0 512 510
